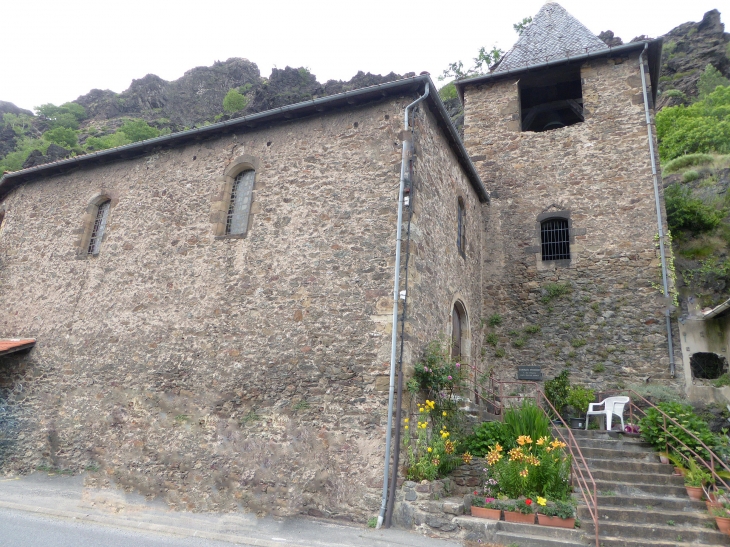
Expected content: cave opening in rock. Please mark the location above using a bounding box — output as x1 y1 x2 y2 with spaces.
690 352 727 380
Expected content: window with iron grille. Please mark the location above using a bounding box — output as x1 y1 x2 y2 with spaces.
540 218 570 261
87 200 110 255
457 198 466 257
225 170 255 235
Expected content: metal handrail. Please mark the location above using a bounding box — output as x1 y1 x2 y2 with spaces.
470 379 600 547
598 389 730 492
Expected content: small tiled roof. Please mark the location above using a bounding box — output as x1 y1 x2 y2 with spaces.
493 2 608 73
0 338 36 356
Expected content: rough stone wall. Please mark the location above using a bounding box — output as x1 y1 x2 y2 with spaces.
0 97 455 520
462 51 684 392
403 103 485 391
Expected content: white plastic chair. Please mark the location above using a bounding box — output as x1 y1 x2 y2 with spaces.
585 396 630 431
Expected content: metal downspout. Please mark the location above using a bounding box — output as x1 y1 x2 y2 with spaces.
377 83 429 529
639 43 676 377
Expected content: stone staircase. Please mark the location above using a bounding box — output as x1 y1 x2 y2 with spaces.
572 428 729 547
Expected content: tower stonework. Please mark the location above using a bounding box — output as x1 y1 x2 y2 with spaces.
457 3 683 390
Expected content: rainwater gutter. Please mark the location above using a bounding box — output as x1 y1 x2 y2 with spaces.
640 43 675 377
377 82 429 529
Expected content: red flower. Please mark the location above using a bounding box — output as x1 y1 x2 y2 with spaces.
474 491 478 495
525 499 532 505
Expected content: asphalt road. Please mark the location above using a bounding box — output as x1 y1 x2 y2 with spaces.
0 508 241 547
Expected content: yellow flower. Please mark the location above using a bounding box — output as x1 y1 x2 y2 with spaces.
494 443 503 453
516 435 533 446
537 497 547 506
427 447 433 453
462 452 473 464
445 441 455 454
442 411 447 417
426 400 435 409
419 407 424 413
519 468 529 478
536 436 548 446
404 418 409 423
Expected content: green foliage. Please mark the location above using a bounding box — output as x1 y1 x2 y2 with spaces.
119 119 160 142
440 46 503 80
545 370 571 417
626 383 682 403
713 373 730 388
463 420 514 456
682 169 700 183
698 64 730 99
656 85 730 161
438 82 457 101
0 137 50 173
486 332 498 346
684 457 712 487
512 338 526 348
403 400 461 481
513 16 533 35
35 102 86 130
566 386 594 416
524 325 541 334
570 338 586 348
639 402 716 460
223 88 249 112
494 347 506 358
541 282 571 304
367 517 377 528
538 499 576 519
593 364 605 373
503 399 551 442
665 184 724 235
663 89 687 102
663 153 714 173
85 132 132 151
42 127 78 149
488 313 502 327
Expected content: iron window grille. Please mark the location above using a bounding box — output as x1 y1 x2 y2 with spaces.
225 170 255 235
457 199 466 257
540 218 570 261
88 200 110 255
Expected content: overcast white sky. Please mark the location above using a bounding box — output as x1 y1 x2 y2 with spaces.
1 0 725 112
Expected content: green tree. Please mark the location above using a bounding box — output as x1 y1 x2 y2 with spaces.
35 102 86 130
665 184 725 235
697 64 730 99
85 132 132 152
513 16 533 35
42 127 78 149
118 119 160 142
656 85 730 160
223 89 249 112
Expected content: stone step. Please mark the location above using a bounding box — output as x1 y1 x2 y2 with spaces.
493 521 588 547
578 504 714 528
581 457 672 474
592 494 707 512
577 446 658 462
582 520 728 545
590 477 688 497
573 437 654 452
595 536 728 547
579 467 685 486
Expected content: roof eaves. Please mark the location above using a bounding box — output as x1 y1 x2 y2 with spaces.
0 338 36 357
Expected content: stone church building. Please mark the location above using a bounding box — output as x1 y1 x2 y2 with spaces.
0 3 674 520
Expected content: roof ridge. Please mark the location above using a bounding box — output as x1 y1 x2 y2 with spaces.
494 2 607 73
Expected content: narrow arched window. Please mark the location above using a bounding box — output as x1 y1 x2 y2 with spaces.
540 217 570 261
452 301 466 359
457 198 466 257
226 170 255 235
88 200 110 255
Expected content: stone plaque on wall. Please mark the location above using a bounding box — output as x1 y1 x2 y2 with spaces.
517 365 542 381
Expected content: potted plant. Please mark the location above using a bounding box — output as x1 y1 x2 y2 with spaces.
711 505 730 534
667 452 687 477
566 385 595 429
503 498 536 524
684 458 712 501
536 498 576 528
470 496 502 520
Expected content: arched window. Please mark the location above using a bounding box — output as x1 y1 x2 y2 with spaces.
225 169 255 236
540 217 570 261
452 301 467 359
88 200 111 255
457 198 466 257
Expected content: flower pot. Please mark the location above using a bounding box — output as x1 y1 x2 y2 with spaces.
569 417 585 429
659 454 669 465
715 515 730 534
538 513 575 528
706 500 722 511
504 510 535 524
674 467 686 476
685 486 704 500
470 506 501 520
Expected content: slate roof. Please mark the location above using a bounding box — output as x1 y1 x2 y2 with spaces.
493 2 608 73
0 338 36 357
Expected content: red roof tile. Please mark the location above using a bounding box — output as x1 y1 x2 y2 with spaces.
0 338 36 356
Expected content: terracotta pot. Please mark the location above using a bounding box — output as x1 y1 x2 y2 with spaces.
537 513 576 528
715 516 730 534
674 467 686 476
504 510 536 524
470 506 501 520
686 486 704 500
707 500 722 511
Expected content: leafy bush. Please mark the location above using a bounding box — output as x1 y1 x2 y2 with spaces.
43 127 78 149
85 132 132 151
545 370 570 417
403 399 462 480
713 373 730 388
503 399 551 441
537 499 576 518
665 184 724 235
35 102 86 130
566 386 595 416
463 420 513 456
698 64 730 99
438 82 457 101
119 119 160 142
682 170 700 183
663 153 714 174
223 89 249 112
663 89 687 102
639 401 716 460
656 85 730 161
